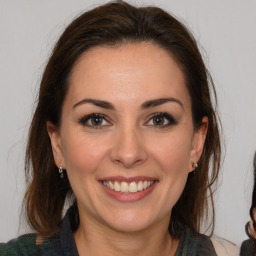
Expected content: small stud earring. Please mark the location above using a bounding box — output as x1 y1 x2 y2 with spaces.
59 164 63 179
193 162 198 170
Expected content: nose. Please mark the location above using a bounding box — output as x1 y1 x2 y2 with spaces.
109 126 148 168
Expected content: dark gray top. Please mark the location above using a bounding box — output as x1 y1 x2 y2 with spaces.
0 207 216 256
240 239 256 256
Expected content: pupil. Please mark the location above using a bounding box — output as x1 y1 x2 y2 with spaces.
154 116 164 125
92 117 102 125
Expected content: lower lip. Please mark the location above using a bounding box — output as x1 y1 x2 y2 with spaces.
100 182 157 202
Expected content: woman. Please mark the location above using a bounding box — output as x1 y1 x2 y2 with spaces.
241 152 256 255
0 1 237 255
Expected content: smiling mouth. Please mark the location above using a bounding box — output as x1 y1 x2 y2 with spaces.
101 180 156 193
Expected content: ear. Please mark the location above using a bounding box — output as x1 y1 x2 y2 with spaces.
46 121 66 169
189 116 208 172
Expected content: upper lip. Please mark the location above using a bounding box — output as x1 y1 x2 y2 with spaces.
99 176 158 182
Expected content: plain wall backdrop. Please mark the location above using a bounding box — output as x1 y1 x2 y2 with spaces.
0 0 256 246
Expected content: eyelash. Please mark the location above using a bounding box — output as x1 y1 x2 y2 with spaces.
78 113 111 129
145 112 177 128
78 112 177 129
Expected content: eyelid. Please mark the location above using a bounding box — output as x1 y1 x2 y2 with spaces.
145 112 177 127
78 113 112 128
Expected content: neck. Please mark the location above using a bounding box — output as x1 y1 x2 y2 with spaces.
74 212 179 256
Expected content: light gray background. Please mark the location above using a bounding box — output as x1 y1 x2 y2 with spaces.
0 0 256 246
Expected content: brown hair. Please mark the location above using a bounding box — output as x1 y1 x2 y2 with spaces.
250 151 256 220
24 0 221 237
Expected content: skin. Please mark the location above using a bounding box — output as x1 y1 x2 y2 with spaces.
47 42 208 256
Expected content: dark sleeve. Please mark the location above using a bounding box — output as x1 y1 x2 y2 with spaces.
240 239 256 256
0 234 39 256
189 234 217 256
175 226 217 256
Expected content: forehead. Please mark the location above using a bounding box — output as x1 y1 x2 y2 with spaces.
67 42 190 108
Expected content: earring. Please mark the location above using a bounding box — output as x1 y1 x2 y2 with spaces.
59 164 63 179
193 162 198 170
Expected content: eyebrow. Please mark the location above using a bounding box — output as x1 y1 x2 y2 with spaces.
73 98 115 110
141 97 184 110
72 97 183 110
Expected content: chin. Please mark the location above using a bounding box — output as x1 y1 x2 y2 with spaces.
99 209 161 233
107 219 151 233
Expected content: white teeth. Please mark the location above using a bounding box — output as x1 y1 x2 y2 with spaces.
103 180 155 193
121 182 129 193
129 182 137 193
137 181 143 191
109 181 114 190
114 181 120 191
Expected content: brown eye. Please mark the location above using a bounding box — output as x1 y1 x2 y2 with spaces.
152 116 165 126
79 113 111 128
146 113 177 128
90 116 103 126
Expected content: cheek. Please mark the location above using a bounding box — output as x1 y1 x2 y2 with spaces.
148 133 192 172
61 132 110 175
151 136 192 207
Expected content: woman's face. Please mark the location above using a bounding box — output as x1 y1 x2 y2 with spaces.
48 42 207 233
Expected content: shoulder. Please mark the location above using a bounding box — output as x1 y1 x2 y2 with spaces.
0 234 39 256
189 231 217 255
210 237 240 256
176 227 217 255
0 233 62 256
178 228 240 256
240 239 256 256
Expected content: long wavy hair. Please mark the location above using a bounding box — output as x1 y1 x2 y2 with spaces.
24 0 221 237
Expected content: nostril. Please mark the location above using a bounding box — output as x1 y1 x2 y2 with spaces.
113 158 142 168
109 131 148 167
